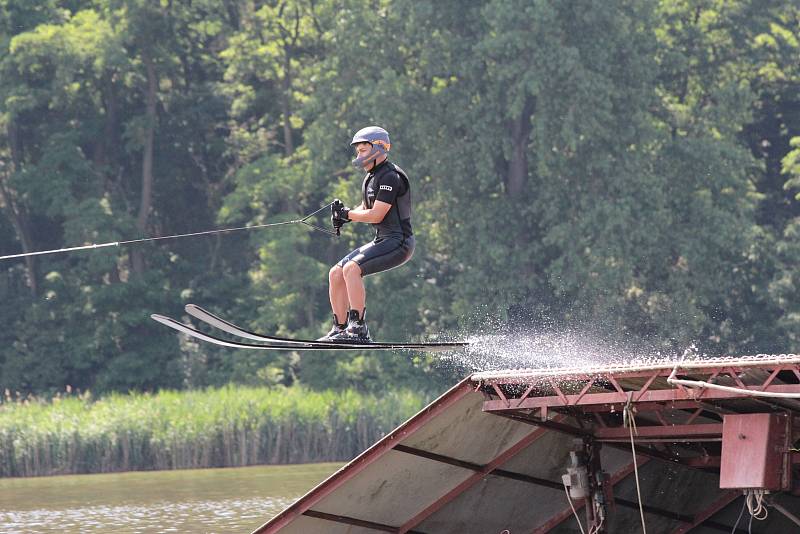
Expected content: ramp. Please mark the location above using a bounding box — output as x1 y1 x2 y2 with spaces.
253 355 800 533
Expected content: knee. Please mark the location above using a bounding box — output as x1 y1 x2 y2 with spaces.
342 261 362 280
329 265 344 284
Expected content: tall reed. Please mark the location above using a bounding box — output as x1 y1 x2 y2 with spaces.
0 386 426 477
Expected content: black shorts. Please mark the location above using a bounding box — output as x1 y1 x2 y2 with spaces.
337 235 415 276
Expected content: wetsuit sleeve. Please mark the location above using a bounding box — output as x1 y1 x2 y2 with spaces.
374 171 404 204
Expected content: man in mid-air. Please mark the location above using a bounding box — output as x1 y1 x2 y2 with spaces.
321 126 415 342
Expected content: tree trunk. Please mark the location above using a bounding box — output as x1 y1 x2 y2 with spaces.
0 182 38 297
281 53 294 156
1 121 38 297
223 0 241 30
95 75 120 187
132 56 158 275
98 79 124 286
506 96 536 197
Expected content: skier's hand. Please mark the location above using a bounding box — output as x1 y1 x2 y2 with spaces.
331 198 350 226
331 199 350 230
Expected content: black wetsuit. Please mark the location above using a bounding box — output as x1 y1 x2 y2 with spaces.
337 160 415 276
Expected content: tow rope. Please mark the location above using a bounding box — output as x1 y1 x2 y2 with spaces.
0 202 336 261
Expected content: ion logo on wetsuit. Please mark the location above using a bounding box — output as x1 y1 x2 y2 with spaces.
337 160 415 276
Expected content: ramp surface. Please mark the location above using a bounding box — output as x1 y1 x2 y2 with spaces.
253 355 800 533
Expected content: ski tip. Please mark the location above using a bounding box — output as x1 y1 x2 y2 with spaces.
151 314 175 326
185 303 201 313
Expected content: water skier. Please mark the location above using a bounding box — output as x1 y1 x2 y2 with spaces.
320 126 415 342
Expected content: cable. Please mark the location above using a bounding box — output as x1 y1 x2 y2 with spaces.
729 490 770 533
562 480 587 534
624 393 648 534
667 367 800 398
746 490 768 520
731 495 746 533
0 202 337 261
588 517 604 534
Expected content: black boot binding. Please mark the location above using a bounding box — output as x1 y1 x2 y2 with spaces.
330 309 371 342
317 314 347 341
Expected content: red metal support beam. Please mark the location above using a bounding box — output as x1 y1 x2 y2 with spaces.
301 510 408 533
634 373 660 402
253 379 475 534
685 456 721 468
594 423 723 440
396 423 554 533
490 410 725 466
483 384 800 413
669 490 740 534
759 368 782 391
575 399 732 413
474 361 800 388
392 444 562 491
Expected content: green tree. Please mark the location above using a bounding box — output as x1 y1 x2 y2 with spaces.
2 0 800 398
771 138 800 347
0 1 239 394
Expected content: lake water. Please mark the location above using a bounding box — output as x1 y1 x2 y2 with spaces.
0 463 341 533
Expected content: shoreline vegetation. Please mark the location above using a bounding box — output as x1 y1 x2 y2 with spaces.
0 386 427 478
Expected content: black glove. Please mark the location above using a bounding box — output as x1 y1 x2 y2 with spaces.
331 199 350 232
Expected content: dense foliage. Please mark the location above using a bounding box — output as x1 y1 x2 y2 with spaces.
1 0 798 396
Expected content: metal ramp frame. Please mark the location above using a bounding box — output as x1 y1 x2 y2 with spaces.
253 355 800 533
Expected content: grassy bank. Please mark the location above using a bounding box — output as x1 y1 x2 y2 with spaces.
0 386 427 477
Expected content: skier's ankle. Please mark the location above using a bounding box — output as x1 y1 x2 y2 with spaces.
348 308 365 324
333 313 347 328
